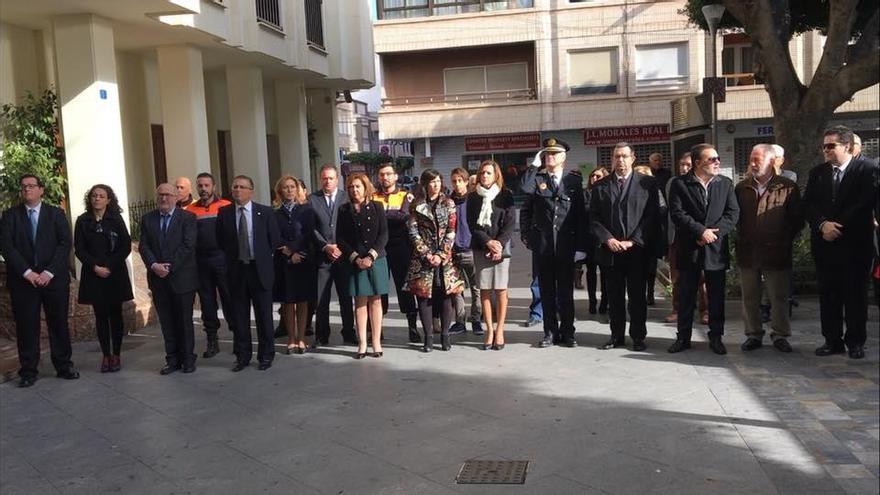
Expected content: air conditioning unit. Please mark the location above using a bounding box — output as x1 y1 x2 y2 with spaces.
670 95 709 133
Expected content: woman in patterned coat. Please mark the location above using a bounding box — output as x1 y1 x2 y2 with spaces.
407 169 464 352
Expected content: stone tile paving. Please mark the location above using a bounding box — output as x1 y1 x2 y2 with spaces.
1 244 877 494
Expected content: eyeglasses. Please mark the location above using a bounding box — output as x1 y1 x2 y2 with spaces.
20 184 40 190
822 143 841 150
706 156 721 164
231 185 253 190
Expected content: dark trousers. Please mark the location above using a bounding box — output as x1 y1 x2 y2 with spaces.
231 263 275 364
417 292 454 340
816 257 871 348
586 261 606 305
646 257 658 298
677 268 726 340
315 261 355 344
94 301 124 356
152 280 196 367
381 241 417 317
537 251 575 340
605 247 649 341
9 282 73 378
529 251 543 320
197 254 235 336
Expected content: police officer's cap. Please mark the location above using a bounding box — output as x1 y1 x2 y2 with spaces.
541 137 570 153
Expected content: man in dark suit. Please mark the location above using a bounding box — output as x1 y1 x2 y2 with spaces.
309 164 356 346
0 174 79 387
668 143 740 355
520 137 589 348
139 183 199 375
591 142 666 352
216 175 281 371
804 125 879 359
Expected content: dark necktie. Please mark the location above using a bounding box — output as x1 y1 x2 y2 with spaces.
832 167 842 201
159 213 169 248
238 207 251 261
550 174 559 193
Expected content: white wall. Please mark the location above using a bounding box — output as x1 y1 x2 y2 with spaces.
0 22 42 106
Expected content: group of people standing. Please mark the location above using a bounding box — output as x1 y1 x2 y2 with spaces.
1 125 877 388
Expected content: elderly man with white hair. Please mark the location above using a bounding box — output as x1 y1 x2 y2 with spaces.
770 144 798 182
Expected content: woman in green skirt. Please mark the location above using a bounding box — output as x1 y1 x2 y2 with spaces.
336 172 389 358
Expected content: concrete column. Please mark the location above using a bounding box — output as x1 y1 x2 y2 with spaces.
275 80 311 184
157 44 210 180
53 15 129 224
225 65 270 203
307 88 339 180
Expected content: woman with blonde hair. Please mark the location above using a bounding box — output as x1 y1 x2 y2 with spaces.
273 175 317 354
466 160 516 350
336 172 389 358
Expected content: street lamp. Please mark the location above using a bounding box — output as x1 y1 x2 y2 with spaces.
702 3 725 146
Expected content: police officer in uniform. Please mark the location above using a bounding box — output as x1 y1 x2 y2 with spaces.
520 138 589 347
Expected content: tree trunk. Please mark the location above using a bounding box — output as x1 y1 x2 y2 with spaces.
773 108 827 185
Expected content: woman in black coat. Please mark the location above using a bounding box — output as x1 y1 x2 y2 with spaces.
74 184 134 372
584 167 609 314
466 160 515 350
272 175 318 354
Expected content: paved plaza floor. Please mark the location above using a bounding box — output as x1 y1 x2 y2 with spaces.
2 245 878 494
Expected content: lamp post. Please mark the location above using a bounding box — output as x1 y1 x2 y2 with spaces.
702 3 725 146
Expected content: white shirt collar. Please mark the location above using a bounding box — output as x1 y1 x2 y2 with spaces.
25 201 42 214
615 171 632 182
237 201 252 211
834 156 852 173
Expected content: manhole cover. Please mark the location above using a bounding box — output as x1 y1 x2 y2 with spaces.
456 460 529 484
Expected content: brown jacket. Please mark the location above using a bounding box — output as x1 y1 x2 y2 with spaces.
734 174 804 269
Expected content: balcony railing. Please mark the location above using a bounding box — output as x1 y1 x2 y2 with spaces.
382 88 536 107
723 72 760 87
378 0 533 20
305 0 324 48
256 0 282 30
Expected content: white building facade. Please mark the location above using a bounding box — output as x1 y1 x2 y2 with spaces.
1 0 375 223
373 0 878 182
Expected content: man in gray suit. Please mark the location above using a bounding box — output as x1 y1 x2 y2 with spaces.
309 164 356 346
139 183 199 374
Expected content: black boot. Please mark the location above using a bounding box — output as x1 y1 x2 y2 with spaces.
441 330 452 351
407 313 420 343
422 333 433 353
203 334 219 358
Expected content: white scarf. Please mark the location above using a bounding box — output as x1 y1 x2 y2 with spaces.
475 184 500 227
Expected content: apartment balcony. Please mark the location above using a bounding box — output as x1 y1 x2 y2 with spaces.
382 88 536 108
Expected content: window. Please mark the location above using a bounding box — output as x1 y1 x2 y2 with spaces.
443 63 529 96
256 0 282 30
635 43 688 91
568 48 618 95
722 44 757 86
305 0 324 48
379 0 532 19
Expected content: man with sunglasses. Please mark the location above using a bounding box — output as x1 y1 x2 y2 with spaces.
667 143 739 355
804 126 879 360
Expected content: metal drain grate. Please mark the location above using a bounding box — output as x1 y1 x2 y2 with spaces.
456 460 529 484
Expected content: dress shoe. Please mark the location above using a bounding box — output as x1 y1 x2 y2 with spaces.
632 339 647 352
709 337 727 355
18 376 37 388
814 343 846 356
109 355 121 372
598 299 608 314
273 324 286 339
599 338 625 350
56 368 80 380
408 328 422 343
160 364 180 375
646 294 655 306
848 345 865 359
257 361 272 371
342 335 359 345
100 356 111 373
492 343 505 351
561 338 578 348
667 339 691 353
537 336 553 348
231 361 249 372
740 338 763 351
773 338 792 353
182 363 196 373
521 316 542 328
471 321 484 336
448 323 466 336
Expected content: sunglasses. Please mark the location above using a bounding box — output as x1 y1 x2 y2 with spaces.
705 156 721 164
822 143 841 150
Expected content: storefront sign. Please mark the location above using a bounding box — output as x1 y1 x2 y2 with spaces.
755 125 774 136
465 133 541 152
583 125 670 145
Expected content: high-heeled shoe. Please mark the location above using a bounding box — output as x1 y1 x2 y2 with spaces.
355 352 367 359
441 333 452 351
109 355 121 372
285 345 296 355
372 352 383 358
480 343 493 351
492 343 505 351
100 356 111 373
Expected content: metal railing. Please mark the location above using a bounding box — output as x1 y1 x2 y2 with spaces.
723 72 759 87
382 88 536 107
305 0 324 48
256 0 282 30
378 0 533 20
128 200 156 241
